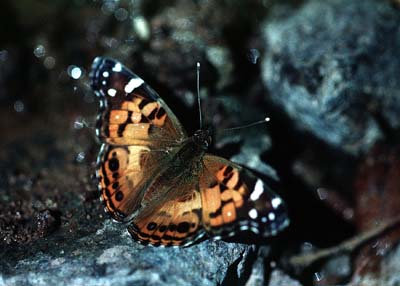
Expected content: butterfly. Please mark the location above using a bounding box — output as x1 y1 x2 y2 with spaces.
90 57 289 247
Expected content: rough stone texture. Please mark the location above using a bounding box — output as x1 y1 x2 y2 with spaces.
262 0 400 154
244 254 265 286
269 269 302 286
0 221 252 286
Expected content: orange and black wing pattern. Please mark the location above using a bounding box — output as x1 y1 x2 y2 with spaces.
127 184 205 247
200 155 289 239
90 57 186 222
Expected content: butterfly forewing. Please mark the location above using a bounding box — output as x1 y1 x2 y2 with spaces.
91 57 187 146
91 57 186 221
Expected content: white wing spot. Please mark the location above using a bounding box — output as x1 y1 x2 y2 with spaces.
124 78 144 93
112 63 122 72
107 88 117 97
103 71 109 78
250 179 264 201
248 208 258 219
261 217 268 223
102 80 107 86
271 197 282 209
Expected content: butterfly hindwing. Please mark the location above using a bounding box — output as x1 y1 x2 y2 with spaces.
127 188 205 247
91 57 186 221
200 155 289 239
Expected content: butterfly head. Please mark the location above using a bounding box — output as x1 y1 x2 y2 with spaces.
193 129 212 150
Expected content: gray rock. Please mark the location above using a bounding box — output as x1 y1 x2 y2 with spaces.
269 269 302 286
244 254 265 286
0 221 253 286
262 0 400 154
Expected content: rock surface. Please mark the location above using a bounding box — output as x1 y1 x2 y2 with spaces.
262 0 400 154
1 221 252 286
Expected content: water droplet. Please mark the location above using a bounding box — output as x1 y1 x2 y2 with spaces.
44 56 56 69
183 91 195 107
101 0 117 15
14 100 25 113
104 38 118 48
313 272 322 282
247 48 260 64
343 208 354 220
302 242 315 252
115 8 128 21
316 188 328 200
34 45 46 58
74 117 87 129
68 65 83 79
76 152 86 163
132 16 150 40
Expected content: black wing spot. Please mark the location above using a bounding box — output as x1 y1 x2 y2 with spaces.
147 222 157 231
177 222 190 233
147 108 158 120
117 123 127 137
223 166 233 176
108 158 119 172
115 191 124 201
156 108 166 119
138 99 151 109
222 172 234 185
168 224 177 232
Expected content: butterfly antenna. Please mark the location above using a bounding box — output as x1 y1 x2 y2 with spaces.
196 62 203 129
222 117 271 132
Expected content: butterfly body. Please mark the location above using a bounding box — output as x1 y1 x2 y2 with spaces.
90 57 289 247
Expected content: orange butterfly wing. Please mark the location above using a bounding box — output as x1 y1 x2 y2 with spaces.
91 57 187 221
